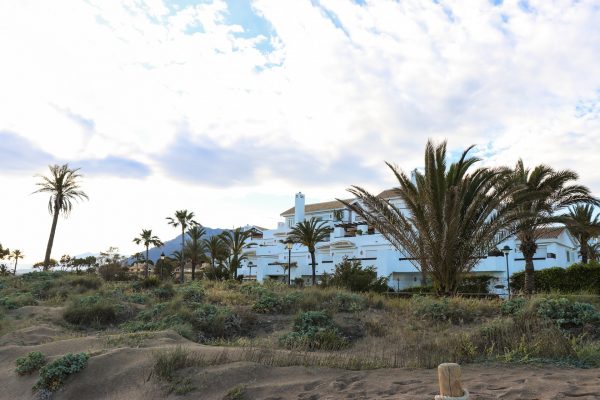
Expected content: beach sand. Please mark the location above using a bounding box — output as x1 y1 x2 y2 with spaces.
1 307 599 400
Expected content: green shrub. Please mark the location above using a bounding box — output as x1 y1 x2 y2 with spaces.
252 291 282 313
141 276 161 289
192 304 241 340
501 297 527 315
329 292 366 312
511 262 600 294
126 293 148 304
458 274 497 294
180 283 205 304
63 295 118 327
153 284 175 300
15 351 46 375
535 298 600 329
34 353 89 391
67 275 102 290
321 258 389 293
0 292 36 309
280 311 348 350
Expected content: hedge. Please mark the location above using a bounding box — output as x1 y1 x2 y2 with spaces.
510 261 600 294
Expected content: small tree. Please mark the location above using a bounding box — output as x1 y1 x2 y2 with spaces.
166 210 198 283
288 218 331 286
133 229 164 278
9 249 24 275
220 228 254 279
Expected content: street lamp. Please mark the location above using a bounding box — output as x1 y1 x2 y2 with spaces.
160 252 165 280
501 245 511 298
284 239 293 285
248 261 254 279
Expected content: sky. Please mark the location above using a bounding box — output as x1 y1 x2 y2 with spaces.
1 0 599 267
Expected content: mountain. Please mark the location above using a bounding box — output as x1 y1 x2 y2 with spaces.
132 227 226 263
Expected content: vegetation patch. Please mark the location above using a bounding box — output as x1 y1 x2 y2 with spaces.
280 311 348 350
34 352 89 392
15 351 47 375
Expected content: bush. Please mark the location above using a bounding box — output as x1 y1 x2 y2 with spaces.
535 298 600 329
15 351 47 375
458 274 497 294
180 283 205 304
63 295 118 327
279 311 348 350
253 291 282 313
0 292 36 309
321 258 389 293
192 304 241 340
34 352 89 391
140 276 161 289
67 275 102 290
153 284 175 300
511 262 600 294
501 297 527 316
98 263 130 281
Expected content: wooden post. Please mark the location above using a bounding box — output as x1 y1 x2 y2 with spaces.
436 363 467 399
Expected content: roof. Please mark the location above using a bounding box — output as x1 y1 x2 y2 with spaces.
376 188 401 199
280 199 352 217
536 227 566 239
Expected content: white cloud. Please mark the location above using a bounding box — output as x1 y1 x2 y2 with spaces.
0 0 599 265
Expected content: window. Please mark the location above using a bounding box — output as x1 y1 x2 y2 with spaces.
566 250 570 262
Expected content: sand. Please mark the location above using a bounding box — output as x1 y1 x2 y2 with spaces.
0 308 599 399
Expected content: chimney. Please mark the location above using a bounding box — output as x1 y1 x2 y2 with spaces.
294 192 305 224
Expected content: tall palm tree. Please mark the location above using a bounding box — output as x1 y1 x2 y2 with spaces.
9 249 23 275
185 226 206 280
220 228 254 279
34 164 88 270
340 140 524 295
204 235 228 269
166 210 198 283
510 160 599 294
133 229 164 278
563 205 600 264
0 243 9 261
288 218 331 286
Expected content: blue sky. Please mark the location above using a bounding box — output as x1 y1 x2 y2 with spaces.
0 0 599 265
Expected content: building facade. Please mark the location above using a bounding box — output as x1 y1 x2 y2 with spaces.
239 192 580 293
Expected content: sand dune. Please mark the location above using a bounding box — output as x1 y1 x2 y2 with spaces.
0 326 599 399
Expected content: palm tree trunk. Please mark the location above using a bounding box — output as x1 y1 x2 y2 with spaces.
191 258 196 280
520 238 537 295
180 227 185 283
580 236 589 264
145 246 149 279
13 259 18 275
310 251 316 285
44 205 60 271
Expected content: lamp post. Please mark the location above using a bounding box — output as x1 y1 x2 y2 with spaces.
501 245 511 298
284 239 293 285
160 252 165 280
248 261 254 280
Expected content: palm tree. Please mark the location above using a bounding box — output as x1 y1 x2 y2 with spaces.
185 226 206 280
34 164 88 270
0 243 9 261
166 210 198 283
133 229 164 278
9 249 23 275
340 140 524 295
563 205 600 264
288 218 331 286
204 235 228 269
510 160 599 294
220 228 254 279
589 242 600 262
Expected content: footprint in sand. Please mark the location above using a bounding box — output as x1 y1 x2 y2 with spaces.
392 379 422 385
303 381 320 391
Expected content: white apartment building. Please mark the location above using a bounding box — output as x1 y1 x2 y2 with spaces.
239 192 580 292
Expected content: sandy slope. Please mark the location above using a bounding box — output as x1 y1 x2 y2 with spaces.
1 308 599 400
